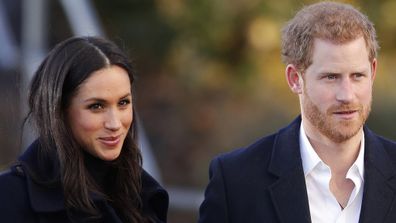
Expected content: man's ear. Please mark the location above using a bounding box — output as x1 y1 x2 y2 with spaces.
371 58 377 82
285 64 303 94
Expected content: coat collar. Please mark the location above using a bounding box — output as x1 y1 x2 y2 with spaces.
268 116 302 177
141 170 169 221
17 140 65 213
267 116 396 223
267 116 311 223
363 127 396 181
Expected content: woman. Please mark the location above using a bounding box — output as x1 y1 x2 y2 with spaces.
0 36 168 222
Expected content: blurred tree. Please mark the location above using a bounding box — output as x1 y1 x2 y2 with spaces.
91 0 396 188
3 0 396 222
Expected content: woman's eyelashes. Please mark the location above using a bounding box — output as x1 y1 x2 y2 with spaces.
118 98 131 107
86 98 131 112
88 102 104 111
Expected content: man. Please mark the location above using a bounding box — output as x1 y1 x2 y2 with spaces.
199 2 396 223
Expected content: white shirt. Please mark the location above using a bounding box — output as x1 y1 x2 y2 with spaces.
299 122 365 223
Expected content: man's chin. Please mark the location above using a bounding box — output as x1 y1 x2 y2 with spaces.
325 123 363 143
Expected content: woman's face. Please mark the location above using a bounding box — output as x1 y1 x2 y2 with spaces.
67 65 133 161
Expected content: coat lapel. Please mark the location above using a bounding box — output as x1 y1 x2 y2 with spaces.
18 140 65 213
359 128 396 223
268 117 311 223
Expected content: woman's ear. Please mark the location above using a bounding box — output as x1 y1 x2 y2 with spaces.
285 64 303 94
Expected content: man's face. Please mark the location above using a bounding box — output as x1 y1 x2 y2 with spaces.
300 37 376 143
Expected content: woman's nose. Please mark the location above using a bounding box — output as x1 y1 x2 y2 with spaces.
104 110 122 131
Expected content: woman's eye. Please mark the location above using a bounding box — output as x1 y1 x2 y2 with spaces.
88 103 103 110
119 99 131 106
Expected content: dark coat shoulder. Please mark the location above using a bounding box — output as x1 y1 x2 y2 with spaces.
0 141 169 223
0 167 39 222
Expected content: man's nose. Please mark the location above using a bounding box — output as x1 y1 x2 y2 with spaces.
336 78 354 103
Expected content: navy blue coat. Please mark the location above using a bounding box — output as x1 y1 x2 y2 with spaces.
199 116 396 223
0 140 169 223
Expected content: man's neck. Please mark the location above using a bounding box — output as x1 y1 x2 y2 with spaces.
302 121 363 175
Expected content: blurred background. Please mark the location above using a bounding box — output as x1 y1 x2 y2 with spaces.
2 0 396 222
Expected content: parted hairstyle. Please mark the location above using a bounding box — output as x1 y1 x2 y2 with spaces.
281 1 379 72
27 36 147 222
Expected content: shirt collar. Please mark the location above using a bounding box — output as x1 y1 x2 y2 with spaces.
347 134 365 182
299 122 321 177
299 120 365 179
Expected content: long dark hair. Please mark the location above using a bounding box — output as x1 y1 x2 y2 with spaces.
27 36 146 222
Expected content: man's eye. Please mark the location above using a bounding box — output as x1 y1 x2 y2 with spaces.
326 74 336 80
354 73 365 78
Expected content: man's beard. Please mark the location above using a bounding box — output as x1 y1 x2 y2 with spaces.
302 92 371 143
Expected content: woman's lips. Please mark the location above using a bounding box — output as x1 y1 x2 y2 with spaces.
98 135 121 147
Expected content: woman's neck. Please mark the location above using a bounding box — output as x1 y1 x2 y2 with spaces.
83 151 116 194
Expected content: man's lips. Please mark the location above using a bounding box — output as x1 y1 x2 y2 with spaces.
332 109 359 119
333 110 358 115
